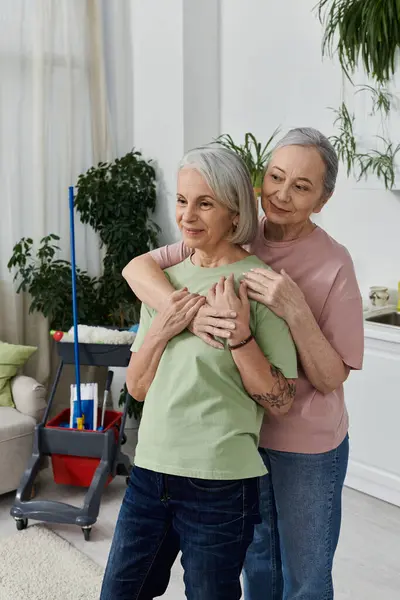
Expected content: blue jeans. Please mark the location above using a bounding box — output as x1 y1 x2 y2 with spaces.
243 435 349 600
100 466 260 600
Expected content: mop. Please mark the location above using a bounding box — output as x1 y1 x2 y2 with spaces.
69 185 85 430
63 187 113 431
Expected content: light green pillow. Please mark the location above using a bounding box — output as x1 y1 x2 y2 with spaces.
0 343 37 407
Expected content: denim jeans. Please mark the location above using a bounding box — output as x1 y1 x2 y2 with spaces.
243 435 349 600
100 466 260 600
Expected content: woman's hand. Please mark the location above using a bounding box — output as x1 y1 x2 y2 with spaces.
188 304 238 349
243 268 305 323
207 274 251 346
150 288 206 342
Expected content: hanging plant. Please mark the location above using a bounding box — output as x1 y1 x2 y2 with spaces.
317 0 400 85
329 103 357 177
357 138 400 190
318 1 400 188
328 102 400 189
355 85 394 117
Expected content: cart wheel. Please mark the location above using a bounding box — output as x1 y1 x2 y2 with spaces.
82 527 91 541
121 434 127 446
16 518 28 531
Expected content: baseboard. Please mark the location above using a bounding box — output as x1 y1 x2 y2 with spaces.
345 459 400 507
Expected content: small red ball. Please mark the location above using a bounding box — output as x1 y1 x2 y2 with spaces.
53 331 64 341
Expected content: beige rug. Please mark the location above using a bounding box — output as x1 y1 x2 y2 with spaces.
0 525 104 600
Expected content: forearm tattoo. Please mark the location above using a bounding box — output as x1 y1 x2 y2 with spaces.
251 365 296 409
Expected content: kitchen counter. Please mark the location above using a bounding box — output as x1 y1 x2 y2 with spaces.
363 305 400 344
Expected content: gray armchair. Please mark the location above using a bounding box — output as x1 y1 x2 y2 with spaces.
0 375 47 495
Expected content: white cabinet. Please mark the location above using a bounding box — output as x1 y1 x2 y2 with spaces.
345 322 400 506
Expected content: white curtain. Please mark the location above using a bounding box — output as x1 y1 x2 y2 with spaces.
0 0 132 385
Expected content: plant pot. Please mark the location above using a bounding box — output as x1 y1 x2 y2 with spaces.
253 187 261 202
253 187 262 214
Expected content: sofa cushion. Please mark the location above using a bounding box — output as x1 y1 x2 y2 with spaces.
0 343 37 407
11 376 46 421
0 407 36 443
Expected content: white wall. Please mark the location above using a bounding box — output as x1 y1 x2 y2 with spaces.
131 0 221 245
131 0 185 244
221 0 400 300
130 0 400 300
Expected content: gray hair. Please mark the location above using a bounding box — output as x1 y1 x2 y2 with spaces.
271 127 339 197
178 146 258 245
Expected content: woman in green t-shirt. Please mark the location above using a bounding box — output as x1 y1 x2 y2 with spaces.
100 147 297 600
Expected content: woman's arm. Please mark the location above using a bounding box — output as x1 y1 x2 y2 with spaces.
209 276 297 416
127 290 206 400
127 334 168 401
244 266 362 395
231 340 296 415
286 302 349 395
122 253 176 312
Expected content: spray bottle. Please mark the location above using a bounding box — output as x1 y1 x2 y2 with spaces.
397 282 400 313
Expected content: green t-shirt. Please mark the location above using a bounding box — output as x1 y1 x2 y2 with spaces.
131 255 297 480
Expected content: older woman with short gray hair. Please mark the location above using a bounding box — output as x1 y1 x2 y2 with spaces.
123 128 364 600
101 146 298 600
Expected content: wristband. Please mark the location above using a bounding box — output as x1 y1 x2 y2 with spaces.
229 334 254 351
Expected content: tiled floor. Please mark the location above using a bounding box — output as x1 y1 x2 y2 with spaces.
1 431 400 599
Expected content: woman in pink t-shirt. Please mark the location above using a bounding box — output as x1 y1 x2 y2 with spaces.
122 128 364 600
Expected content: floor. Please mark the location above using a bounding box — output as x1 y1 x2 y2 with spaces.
1 431 400 599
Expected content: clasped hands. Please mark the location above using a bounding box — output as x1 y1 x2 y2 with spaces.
189 267 305 348
152 267 305 348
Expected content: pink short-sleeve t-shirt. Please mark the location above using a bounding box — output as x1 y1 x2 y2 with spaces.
150 217 364 454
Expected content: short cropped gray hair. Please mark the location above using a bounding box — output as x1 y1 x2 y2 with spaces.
271 127 339 197
179 146 258 245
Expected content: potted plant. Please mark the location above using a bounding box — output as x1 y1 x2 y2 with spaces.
8 150 160 330
215 130 280 201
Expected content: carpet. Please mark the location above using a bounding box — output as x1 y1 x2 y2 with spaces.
0 525 104 600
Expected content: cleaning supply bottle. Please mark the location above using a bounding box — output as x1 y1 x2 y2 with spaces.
397 282 400 313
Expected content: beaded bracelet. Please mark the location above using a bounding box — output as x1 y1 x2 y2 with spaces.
228 334 254 351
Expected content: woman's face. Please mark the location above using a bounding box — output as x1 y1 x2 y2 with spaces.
176 167 237 251
261 145 329 226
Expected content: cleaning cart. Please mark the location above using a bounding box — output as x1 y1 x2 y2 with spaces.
10 343 132 540
10 187 132 540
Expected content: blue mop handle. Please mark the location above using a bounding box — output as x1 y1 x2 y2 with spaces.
69 186 82 422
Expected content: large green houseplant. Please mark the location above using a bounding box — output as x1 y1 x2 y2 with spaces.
8 150 160 330
74 150 159 327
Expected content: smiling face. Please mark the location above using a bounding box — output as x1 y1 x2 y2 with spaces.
261 145 329 226
176 167 238 251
